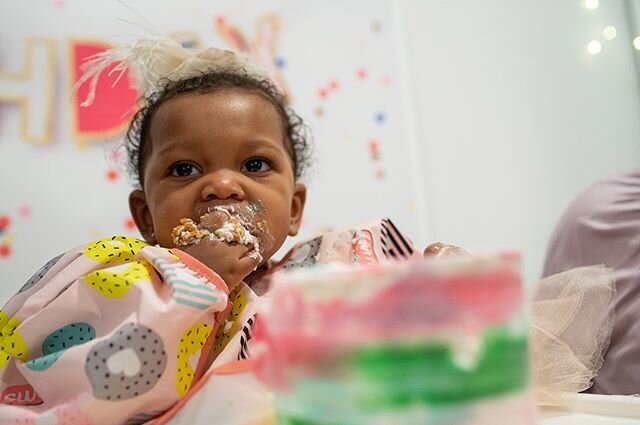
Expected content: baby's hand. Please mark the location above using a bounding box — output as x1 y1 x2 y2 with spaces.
423 242 470 258
181 239 260 290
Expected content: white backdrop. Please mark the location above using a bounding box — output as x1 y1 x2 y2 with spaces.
398 0 640 283
0 0 424 301
1 0 639 303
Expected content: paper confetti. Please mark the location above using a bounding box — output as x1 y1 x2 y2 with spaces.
374 111 386 124
368 139 380 160
380 75 394 86
124 217 137 232
0 215 12 258
18 204 32 219
0 215 10 235
106 149 123 165
105 169 120 183
0 244 10 258
318 88 329 100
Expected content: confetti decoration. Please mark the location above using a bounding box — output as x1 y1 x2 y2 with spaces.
0 215 10 236
314 106 325 118
370 20 382 33
318 88 329 100
18 204 32 219
0 244 10 258
368 139 380 160
356 68 368 80
380 74 394 86
105 169 120 183
275 56 286 69
0 215 12 258
105 148 123 165
124 217 137 232
366 138 386 180
329 79 340 91
374 111 386 125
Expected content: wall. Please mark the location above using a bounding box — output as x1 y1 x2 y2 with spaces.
398 0 640 282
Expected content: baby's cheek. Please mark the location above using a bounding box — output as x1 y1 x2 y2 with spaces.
155 209 184 246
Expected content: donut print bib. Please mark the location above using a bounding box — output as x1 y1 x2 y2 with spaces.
0 236 231 424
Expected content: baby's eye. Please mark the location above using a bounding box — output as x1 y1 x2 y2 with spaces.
242 158 272 173
169 163 200 177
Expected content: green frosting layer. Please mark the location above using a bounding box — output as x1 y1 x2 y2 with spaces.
350 327 528 407
276 326 528 424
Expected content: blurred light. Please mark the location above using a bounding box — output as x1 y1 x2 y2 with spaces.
634 36 640 50
585 0 599 10
602 26 617 41
587 40 602 55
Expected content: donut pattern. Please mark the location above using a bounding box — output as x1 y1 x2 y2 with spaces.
26 323 96 371
176 323 212 397
19 253 64 294
0 311 28 368
83 261 151 299
210 287 247 359
85 323 167 401
83 236 147 265
281 236 322 271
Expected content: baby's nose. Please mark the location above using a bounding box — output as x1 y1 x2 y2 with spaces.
201 170 245 201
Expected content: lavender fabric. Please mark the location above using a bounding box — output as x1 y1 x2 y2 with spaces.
542 171 640 395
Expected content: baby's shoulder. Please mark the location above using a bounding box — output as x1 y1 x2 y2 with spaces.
274 218 419 274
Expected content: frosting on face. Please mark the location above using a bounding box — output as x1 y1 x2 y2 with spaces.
171 205 263 263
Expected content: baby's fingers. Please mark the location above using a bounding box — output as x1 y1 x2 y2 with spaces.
238 251 261 275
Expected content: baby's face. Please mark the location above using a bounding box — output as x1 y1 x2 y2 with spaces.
129 89 306 264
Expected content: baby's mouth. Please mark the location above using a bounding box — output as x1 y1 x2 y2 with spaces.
171 205 263 263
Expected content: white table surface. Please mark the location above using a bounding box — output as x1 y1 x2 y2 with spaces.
540 393 640 424
542 413 640 424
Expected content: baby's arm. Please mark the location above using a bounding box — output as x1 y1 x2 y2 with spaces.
423 242 470 258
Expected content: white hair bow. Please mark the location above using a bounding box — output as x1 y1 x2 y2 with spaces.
76 36 269 107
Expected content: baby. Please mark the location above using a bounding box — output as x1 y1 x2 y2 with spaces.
0 38 436 423
0 38 310 423
122 48 309 292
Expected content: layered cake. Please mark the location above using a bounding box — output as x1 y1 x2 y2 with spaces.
253 254 537 425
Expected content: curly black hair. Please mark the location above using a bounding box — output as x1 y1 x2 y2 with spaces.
125 70 312 188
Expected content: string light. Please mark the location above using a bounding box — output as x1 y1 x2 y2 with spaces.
602 26 617 41
587 40 602 55
585 0 599 10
